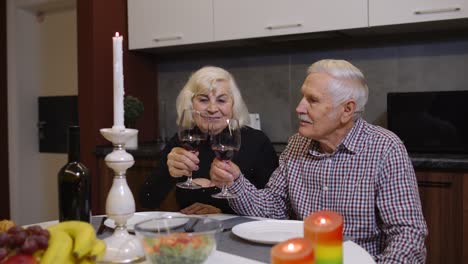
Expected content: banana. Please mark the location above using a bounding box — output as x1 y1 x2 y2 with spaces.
41 229 74 264
79 259 94 264
87 239 106 261
48 221 96 259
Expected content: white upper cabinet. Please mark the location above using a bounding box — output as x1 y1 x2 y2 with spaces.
213 0 368 41
127 0 213 49
369 0 468 26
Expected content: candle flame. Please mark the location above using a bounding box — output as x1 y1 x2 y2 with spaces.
320 217 327 225
115 32 120 37
283 242 302 253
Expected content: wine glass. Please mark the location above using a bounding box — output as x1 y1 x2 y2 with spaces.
210 118 241 199
176 109 208 189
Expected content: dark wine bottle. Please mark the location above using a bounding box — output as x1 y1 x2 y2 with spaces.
58 126 91 222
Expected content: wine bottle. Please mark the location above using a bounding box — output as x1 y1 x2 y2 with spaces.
58 126 91 222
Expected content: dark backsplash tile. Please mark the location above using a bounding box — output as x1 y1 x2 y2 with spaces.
158 38 468 143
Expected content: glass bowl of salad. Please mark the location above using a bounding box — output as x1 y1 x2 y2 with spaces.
134 216 223 264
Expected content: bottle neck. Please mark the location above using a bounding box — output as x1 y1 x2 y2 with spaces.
68 126 80 162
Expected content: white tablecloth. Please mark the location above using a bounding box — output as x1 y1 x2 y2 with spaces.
27 214 375 264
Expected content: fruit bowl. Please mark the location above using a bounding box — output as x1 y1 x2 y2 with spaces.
134 216 222 264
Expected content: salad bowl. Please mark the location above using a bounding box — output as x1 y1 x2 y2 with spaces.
134 216 222 264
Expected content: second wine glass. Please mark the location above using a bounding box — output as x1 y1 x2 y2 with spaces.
177 109 208 189
210 118 241 199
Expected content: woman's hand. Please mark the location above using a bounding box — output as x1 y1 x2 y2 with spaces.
180 203 221 214
166 147 200 177
210 159 241 187
192 178 215 187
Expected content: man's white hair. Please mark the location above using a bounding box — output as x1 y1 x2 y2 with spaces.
308 59 368 117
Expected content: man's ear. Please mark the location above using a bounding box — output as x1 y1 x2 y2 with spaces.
341 100 356 123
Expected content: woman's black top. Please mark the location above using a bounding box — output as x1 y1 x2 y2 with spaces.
139 126 279 214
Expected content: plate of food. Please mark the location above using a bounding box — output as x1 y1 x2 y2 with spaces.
104 211 185 232
231 220 303 245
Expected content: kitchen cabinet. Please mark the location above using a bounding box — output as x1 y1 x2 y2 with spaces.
127 0 213 49
127 0 368 49
415 170 466 264
213 0 368 41
369 0 468 26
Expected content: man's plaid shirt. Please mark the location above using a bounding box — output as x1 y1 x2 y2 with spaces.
229 118 428 263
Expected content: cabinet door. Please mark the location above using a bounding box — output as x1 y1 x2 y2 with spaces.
214 0 368 41
370 0 468 26
416 171 463 264
127 0 213 49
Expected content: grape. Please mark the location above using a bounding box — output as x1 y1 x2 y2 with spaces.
26 226 42 235
33 235 48 250
20 237 38 254
0 247 7 261
7 226 22 235
38 229 50 239
0 232 8 247
10 230 27 247
1 225 50 259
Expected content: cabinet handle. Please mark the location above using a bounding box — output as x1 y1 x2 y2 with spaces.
417 180 452 188
414 7 461 15
265 23 302 30
153 35 182 42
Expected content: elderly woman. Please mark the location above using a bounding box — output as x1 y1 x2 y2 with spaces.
139 66 279 214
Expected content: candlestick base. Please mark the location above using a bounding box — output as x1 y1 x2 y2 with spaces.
100 227 145 263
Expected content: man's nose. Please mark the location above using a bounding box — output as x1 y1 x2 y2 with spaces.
296 98 306 113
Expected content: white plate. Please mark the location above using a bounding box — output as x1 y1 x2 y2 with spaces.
343 241 375 264
104 211 185 232
23 220 58 229
232 220 303 245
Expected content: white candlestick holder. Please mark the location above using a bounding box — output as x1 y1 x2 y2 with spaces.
99 128 145 263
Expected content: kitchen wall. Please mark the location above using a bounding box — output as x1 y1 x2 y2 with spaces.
7 0 76 225
158 37 468 143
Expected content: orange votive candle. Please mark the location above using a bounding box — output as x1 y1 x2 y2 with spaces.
271 238 315 264
304 211 343 264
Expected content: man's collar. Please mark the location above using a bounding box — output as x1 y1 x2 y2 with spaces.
339 118 365 154
307 118 366 157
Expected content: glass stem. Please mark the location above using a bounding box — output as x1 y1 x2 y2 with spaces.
186 176 193 184
221 160 230 194
220 185 229 195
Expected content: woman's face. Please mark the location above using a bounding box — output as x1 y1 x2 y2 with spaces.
192 80 234 133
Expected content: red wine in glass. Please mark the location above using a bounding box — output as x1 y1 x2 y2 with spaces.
210 118 241 199
176 109 208 189
212 145 236 160
180 134 205 152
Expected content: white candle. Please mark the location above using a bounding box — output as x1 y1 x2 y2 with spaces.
112 32 125 131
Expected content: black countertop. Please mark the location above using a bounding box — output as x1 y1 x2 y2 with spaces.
95 142 167 159
95 142 468 171
408 153 468 171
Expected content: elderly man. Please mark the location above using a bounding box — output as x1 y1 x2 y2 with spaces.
210 59 428 262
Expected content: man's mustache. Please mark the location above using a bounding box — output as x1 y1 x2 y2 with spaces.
298 114 313 124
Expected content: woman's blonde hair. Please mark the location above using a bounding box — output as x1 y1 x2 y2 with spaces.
176 66 250 127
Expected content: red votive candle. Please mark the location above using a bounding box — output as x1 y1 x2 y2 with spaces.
271 237 315 264
304 211 343 264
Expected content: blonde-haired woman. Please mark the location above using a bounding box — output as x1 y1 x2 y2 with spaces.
140 66 278 214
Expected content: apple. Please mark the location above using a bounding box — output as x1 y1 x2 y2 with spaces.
2 254 38 264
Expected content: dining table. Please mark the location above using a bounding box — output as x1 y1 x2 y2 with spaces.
29 212 375 264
